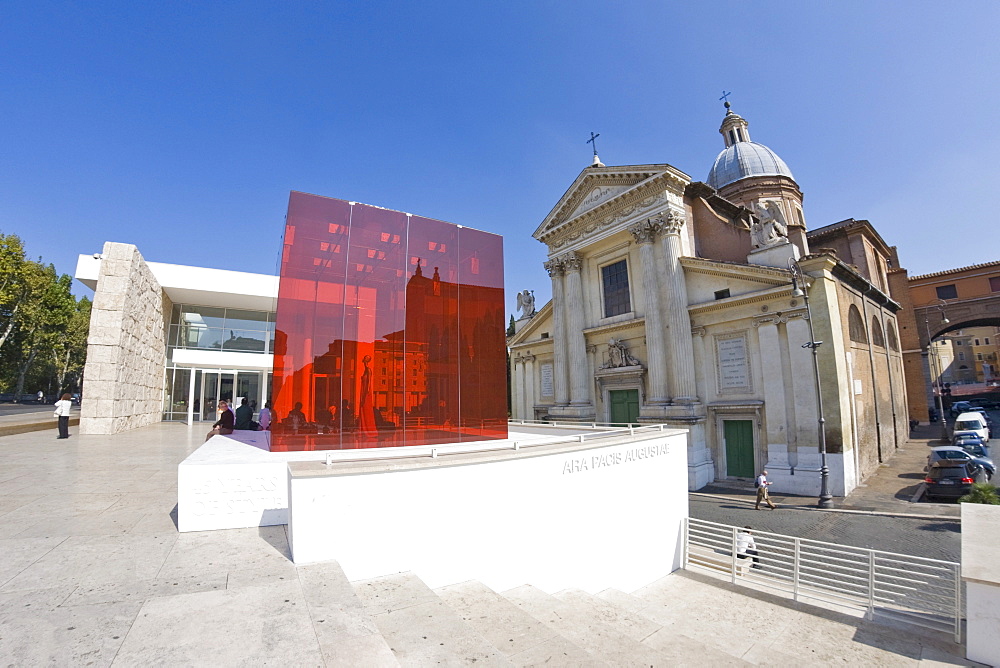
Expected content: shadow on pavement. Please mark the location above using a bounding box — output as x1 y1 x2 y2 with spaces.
918 521 960 533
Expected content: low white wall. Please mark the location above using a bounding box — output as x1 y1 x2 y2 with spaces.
177 425 634 533
287 430 689 594
961 504 1000 665
177 433 289 532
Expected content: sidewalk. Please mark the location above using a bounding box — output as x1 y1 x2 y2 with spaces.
0 404 80 437
693 423 961 520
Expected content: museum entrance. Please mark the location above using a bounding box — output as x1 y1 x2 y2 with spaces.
162 367 272 423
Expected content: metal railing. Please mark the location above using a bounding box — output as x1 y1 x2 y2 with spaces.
684 517 962 642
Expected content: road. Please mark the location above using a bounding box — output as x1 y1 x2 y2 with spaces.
689 496 960 563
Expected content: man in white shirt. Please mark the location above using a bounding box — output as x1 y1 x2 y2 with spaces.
755 469 777 510
736 526 760 568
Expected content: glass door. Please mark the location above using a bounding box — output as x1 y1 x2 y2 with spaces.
198 371 237 421
235 371 261 414
202 372 219 421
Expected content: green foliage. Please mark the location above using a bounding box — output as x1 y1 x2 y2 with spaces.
0 232 90 398
506 314 515 337
958 482 1000 505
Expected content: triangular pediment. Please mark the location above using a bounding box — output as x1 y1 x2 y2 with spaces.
533 163 690 243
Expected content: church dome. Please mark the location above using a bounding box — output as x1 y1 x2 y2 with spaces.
706 103 795 190
707 141 794 190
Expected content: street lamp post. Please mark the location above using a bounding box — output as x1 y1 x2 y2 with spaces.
923 301 950 443
789 259 833 509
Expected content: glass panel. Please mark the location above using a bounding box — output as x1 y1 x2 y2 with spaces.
271 193 507 450
341 202 407 449
271 193 352 450
235 372 261 418
602 260 630 317
457 226 507 442
203 372 219 421
221 329 267 352
403 215 461 445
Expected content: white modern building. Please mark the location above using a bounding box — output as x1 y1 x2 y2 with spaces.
75 243 278 434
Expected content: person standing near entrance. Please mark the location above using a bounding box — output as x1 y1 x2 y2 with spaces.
53 393 72 439
755 469 776 510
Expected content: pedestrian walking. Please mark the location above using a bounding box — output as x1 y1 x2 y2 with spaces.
736 526 760 568
755 469 777 510
53 393 72 439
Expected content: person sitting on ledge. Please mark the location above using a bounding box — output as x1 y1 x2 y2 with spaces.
234 396 257 430
205 399 235 441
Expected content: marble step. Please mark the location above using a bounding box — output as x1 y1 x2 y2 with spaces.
629 571 794 664
500 584 668 667
353 571 513 667
435 579 604 667
296 560 399 667
596 587 753 666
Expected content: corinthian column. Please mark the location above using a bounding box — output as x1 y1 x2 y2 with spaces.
562 251 592 407
544 258 570 407
659 210 699 404
629 219 670 405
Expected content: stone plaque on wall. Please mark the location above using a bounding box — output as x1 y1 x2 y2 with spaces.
716 332 752 394
540 363 554 397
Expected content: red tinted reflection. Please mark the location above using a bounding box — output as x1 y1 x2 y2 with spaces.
271 192 507 451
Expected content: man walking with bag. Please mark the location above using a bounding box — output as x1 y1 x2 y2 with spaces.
755 469 777 510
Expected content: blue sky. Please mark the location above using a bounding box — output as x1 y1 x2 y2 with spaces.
3 2 998 319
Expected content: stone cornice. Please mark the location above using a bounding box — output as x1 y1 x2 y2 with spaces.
536 168 690 248
752 308 808 327
582 316 646 337
689 284 804 317
680 256 793 287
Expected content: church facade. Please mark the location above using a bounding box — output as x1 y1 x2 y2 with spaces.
508 105 909 496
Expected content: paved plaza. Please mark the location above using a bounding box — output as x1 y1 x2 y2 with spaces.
0 422 978 666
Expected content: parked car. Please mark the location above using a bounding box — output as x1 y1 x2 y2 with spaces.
924 461 990 501
954 411 990 443
952 433 988 453
927 445 994 479
966 407 994 437
950 401 972 417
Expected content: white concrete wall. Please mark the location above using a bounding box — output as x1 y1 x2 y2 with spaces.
961 504 1000 665
287 430 689 594
80 242 168 434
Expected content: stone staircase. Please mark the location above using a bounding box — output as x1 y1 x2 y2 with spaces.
314 561 971 666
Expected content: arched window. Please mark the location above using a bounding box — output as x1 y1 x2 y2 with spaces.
871 317 885 348
848 305 867 344
886 321 900 352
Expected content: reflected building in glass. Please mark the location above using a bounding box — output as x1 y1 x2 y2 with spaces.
270 192 507 451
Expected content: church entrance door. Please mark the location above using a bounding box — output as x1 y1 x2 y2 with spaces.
724 419 755 478
608 389 639 425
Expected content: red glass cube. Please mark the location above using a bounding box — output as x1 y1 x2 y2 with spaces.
270 192 507 450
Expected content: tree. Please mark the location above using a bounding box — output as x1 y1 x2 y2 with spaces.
958 482 1000 505
0 232 89 398
0 233 28 352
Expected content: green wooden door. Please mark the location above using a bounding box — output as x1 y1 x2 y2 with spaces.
724 419 755 479
609 389 640 425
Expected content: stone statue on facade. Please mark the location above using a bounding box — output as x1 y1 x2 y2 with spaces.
516 289 536 319
601 338 641 369
750 201 789 249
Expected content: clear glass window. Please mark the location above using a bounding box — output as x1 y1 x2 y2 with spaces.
601 259 631 318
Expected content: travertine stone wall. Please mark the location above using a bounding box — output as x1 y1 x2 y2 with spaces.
80 242 168 434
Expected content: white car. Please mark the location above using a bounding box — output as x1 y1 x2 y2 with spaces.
954 411 990 443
